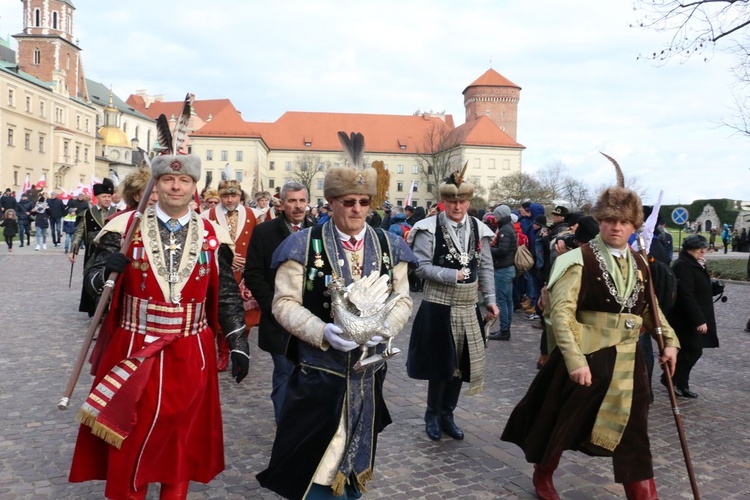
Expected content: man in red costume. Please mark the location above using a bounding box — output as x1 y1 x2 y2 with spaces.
203 179 260 371
69 152 250 500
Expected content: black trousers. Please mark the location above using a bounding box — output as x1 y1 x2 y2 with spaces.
673 347 703 389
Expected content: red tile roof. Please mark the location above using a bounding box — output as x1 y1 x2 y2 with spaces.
463 68 520 94
451 116 524 149
190 104 261 139
125 95 235 122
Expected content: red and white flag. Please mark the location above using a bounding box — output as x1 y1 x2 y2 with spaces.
16 173 31 201
36 174 46 189
404 180 417 207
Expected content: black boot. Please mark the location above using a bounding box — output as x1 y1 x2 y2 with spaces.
440 378 464 440
489 329 511 341
425 381 444 441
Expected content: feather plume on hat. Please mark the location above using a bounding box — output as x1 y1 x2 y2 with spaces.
439 161 474 201
323 132 377 199
593 152 643 229
151 93 201 181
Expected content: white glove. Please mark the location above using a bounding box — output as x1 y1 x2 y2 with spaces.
365 335 384 348
323 323 359 352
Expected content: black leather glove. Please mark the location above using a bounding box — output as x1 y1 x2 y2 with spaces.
227 331 250 383
104 252 130 276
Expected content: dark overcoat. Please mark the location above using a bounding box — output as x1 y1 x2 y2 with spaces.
667 251 718 350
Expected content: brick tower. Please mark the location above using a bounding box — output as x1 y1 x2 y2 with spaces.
463 68 521 140
13 0 88 100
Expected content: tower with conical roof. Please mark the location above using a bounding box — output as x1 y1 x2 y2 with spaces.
463 68 520 140
13 0 88 100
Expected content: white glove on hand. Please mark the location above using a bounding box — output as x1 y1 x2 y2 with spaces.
323 323 359 352
365 335 383 348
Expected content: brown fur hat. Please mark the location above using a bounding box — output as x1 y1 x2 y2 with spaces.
592 187 644 229
439 162 473 201
119 167 151 209
218 179 242 197
202 188 220 203
324 132 377 199
594 152 643 229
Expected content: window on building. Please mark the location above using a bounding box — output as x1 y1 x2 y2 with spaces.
206 150 213 161
14 170 18 186
38 134 45 153
40 101 45 118
7 128 14 146
489 159 496 169
33 48 41 65
333 162 340 168
75 146 80 162
397 164 404 174
503 159 510 170
66 54 70 71
34 9 40 27
317 179 324 189
269 161 275 170
236 150 243 161
221 150 228 161
285 161 292 171
412 165 419 174
413 181 419 191
84 147 89 162
63 141 69 158
488 176 496 185
8 89 14 107
474 158 481 170
236 171 243 182
55 107 64 123
269 179 275 188
413 199 419 206
485 109 490 116
25 96 31 112
76 115 81 129
122 122 128 134
24 132 31 150
397 181 404 192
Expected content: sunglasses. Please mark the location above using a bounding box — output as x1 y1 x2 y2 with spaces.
336 198 371 208
206 200 219 205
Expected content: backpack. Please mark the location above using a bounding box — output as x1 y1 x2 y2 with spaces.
398 222 412 243
651 259 678 315
514 244 534 275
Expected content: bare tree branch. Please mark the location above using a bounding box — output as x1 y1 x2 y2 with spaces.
292 154 328 195
413 122 462 198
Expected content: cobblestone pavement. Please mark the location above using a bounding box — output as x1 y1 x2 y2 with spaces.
1 245 749 499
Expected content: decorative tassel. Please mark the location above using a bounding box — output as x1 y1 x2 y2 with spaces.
330 471 347 497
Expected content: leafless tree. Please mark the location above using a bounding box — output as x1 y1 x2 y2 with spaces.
293 154 328 195
414 122 462 199
633 0 750 63
489 172 549 206
633 1 750 133
537 161 567 200
561 178 592 209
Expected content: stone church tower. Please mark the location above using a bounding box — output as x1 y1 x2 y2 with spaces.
463 68 521 140
13 0 88 100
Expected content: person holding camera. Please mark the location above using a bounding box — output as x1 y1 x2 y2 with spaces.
665 234 718 398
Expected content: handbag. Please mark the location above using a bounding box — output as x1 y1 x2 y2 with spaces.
514 244 534 274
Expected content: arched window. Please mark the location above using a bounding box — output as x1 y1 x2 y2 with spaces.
66 54 70 70
34 9 41 27
33 48 41 65
52 12 58 30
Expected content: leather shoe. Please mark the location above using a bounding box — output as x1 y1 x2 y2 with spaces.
440 417 464 440
675 386 698 398
489 329 511 341
425 416 441 441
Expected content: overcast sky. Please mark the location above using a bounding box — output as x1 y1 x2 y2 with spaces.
2 0 748 207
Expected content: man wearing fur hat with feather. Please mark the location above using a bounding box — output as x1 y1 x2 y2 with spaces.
203 178 261 371
501 155 680 500
257 132 416 499
69 98 250 499
406 165 499 442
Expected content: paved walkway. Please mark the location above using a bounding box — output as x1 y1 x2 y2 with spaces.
1 245 749 499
